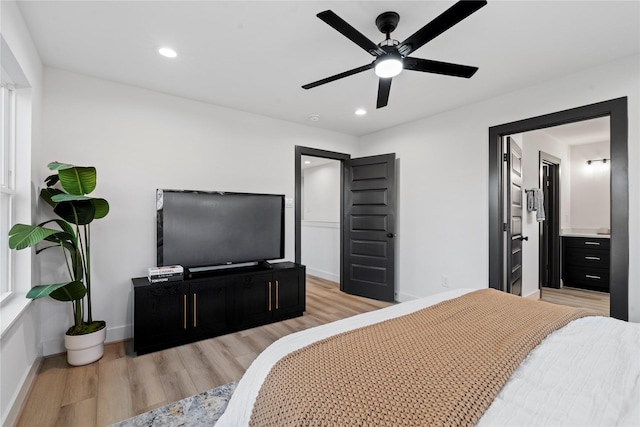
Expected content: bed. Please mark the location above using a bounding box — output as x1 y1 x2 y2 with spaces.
216 288 640 426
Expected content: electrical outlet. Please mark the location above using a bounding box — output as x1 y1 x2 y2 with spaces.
441 275 449 287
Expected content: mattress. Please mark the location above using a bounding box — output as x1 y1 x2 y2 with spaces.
216 289 640 426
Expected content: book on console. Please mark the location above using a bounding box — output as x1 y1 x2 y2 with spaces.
148 265 184 283
148 265 183 276
149 274 183 283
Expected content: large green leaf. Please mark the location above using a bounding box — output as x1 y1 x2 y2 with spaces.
50 281 86 302
91 198 109 219
47 161 75 171
51 195 109 220
26 281 86 301
51 194 92 202
57 166 96 196
53 200 96 225
42 231 76 247
40 188 65 208
8 224 61 250
44 174 59 188
41 219 76 237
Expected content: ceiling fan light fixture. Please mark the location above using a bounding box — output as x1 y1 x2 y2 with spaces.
158 47 177 58
374 54 403 78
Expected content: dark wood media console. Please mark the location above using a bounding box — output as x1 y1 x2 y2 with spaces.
132 262 305 355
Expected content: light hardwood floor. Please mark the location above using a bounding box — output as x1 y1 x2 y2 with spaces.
14 276 391 427
540 286 610 317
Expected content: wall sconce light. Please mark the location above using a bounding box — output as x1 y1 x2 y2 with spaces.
586 158 610 165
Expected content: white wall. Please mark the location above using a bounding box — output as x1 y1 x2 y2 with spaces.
357 54 639 322
302 161 340 221
519 130 572 298
301 161 341 281
570 141 611 230
0 1 43 425
36 67 359 355
301 221 340 282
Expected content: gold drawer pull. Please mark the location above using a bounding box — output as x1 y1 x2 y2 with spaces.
585 256 601 261
586 274 601 280
276 280 279 310
584 241 601 245
268 282 272 311
183 294 187 330
193 293 197 328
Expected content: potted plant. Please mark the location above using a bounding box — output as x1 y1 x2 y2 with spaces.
8 161 109 366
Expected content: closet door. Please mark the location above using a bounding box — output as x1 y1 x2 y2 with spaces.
506 137 524 296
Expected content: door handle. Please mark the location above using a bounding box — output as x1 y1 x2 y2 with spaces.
386 233 395 238
517 236 529 241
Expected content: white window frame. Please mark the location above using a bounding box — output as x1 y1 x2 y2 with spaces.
1 81 16 303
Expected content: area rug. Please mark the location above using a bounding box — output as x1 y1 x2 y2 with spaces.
111 381 237 427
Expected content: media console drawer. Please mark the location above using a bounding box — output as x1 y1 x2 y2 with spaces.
562 236 610 292
132 262 306 355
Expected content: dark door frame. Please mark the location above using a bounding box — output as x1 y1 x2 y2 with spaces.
489 97 628 320
294 146 350 286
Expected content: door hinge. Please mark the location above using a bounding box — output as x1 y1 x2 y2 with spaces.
503 153 508 162
503 223 508 231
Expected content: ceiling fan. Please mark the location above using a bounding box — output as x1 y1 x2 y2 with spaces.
302 0 487 108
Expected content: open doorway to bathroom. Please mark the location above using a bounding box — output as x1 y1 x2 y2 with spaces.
506 117 611 316
488 97 628 321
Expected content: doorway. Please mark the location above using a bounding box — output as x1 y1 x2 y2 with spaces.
300 155 342 283
488 97 628 321
506 120 611 316
539 152 561 290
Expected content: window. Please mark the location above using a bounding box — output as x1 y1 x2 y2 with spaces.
0 81 16 301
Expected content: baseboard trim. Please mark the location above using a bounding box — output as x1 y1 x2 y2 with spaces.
396 291 420 303
305 267 339 284
3 354 42 427
524 289 541 300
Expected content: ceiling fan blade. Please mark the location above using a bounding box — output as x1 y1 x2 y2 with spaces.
377 78 392 108
404 57 478 78
317 10 385 56
302 63 373 90
398 0 487 56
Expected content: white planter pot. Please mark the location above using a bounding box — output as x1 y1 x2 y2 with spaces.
64 326 106 366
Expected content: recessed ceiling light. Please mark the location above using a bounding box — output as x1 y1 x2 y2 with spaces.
308 115 320 122
355 109 367 116
158 47 177 58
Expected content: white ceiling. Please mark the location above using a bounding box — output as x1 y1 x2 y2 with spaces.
16 1 640 137
540 116 610 146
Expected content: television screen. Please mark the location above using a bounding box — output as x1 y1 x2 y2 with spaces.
157 189 284 269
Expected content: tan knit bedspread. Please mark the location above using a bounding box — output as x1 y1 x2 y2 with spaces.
249 289 592 427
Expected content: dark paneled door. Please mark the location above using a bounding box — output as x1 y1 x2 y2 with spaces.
506 137 523 296
342 153 396 302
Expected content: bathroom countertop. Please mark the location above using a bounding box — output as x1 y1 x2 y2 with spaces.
561 232 611 239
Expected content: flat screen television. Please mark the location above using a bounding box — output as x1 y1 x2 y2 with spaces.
156 189 284 272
